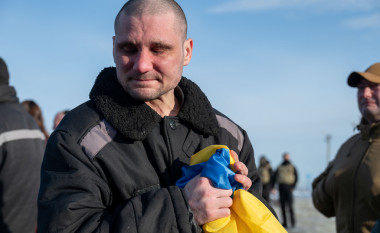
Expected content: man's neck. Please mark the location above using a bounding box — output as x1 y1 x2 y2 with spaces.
363 116 380 125
145 89 181 117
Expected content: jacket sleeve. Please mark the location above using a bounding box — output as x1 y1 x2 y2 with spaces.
38 131 196 233
238 130 278 218
312 161 335 217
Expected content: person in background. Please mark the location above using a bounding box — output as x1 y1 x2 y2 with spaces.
0 57 45 232
22 100 50 141
53 110 69 130
313 62 380 233
257 156 273 203
272 153 298 228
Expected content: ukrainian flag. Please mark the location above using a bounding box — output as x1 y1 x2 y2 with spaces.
176 145 287 233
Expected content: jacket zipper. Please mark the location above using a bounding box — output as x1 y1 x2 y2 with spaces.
350 142 371 232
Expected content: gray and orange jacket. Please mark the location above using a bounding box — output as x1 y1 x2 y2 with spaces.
37 67 276 233
312 120 380 233
0 85 45 232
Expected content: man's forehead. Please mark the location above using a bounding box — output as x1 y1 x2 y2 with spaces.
115 13 183 46
116 11 177 33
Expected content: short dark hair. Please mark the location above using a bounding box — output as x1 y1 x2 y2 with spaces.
114 0 187 40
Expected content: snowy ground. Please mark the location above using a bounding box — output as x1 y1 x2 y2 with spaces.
271 197 336 233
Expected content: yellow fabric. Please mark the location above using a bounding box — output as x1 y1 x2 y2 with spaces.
192 145 287 233
190 145 236 172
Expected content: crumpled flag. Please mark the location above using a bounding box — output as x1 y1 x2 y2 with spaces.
176 145 287 233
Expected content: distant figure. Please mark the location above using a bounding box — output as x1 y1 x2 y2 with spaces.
313 62 380 233
273 153 298 228
257 156 273 203
22 100 50 141
0 57 45 232
53 110 69 129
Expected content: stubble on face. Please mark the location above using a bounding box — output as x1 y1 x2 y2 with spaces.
357 79 380 124
122 72 174 102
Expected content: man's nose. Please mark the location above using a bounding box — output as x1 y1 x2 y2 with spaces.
133 50 153 74
363 87 373 98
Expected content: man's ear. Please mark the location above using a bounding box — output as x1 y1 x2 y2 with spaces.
183 38 193 66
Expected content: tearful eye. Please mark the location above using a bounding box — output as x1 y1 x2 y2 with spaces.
152 47 165 54
123 46 137 54
150 44 171 54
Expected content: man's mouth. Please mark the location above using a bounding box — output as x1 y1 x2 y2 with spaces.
362 100 376 106
130 78 159 87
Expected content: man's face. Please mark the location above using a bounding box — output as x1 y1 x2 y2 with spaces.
113 12 192 101
259 157 266 164
357 78 380 124
284 154 290 161
53 112 65 129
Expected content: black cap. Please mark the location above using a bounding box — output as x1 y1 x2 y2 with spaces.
0 57 9 85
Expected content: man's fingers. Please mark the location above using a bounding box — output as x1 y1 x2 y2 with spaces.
235 162 248 176
231 150 250 190
214 187 233 197
196 177 233 197
215 196 233 208
230 150 239 162
230 150 249 176
210 208 231 221
235 174 252 191
184 174 234 225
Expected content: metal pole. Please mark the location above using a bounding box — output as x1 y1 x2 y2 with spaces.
326 134 331 165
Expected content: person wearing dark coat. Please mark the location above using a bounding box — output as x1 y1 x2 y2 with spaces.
37 1 276 232
0 57 45 232
257 156 273 203
272 153 298 228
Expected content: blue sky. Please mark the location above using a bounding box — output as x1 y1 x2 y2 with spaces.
1 0 379 189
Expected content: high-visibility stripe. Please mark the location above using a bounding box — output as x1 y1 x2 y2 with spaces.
0 129 45 146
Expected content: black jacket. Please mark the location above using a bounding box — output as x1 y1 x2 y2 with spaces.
0 85 45 233
38 67 276 233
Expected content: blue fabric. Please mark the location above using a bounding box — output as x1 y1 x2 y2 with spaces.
372 220 380 233
176 148 242 192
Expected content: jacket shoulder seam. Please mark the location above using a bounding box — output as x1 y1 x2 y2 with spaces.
79 119 118 161
77 120 103 145
213 109 244 152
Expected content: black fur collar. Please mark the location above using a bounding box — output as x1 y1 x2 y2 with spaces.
89 67 218 140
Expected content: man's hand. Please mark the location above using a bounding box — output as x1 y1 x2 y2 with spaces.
183 175 233 225
182 150 252 225
230 150 252 191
